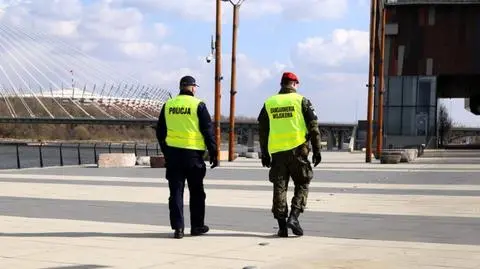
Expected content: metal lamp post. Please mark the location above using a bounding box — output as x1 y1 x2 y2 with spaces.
366 0 378 163
222 0 245 162
214 0 223 164
376 2 387 159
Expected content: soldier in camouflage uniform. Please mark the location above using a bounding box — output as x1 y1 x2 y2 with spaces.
257 72 322 237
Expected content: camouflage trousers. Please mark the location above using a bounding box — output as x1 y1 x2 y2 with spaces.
269 146 313 219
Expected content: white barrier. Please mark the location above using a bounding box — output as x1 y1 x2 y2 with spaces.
97 153 136 168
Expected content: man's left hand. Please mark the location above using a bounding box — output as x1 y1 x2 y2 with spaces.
210 153 218 169
312 152 322 167
261 154 271 168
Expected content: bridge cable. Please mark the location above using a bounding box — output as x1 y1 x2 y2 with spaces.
1 24 97 119
23 27 140 99
0 24 85 118
0 84 16 117
0 28 61 118
0 58 36 117
7 22 136 92
0 21 168 120
0 32 58 118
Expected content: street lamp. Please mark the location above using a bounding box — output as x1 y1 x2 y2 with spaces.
222 0 246 162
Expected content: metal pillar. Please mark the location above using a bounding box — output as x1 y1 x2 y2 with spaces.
338 131 344 150
366 0 378 163
327 130 334 151
247 128 254 152
376 5 387 159
214 0 223 162
228 5 240 162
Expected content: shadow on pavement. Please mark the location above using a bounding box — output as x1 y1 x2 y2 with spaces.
203 233 277 239
0 231 277 239
41 265 110 269
0 232 173 238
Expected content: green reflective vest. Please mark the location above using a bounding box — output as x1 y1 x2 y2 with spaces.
265 92 308 154
164 95 206 151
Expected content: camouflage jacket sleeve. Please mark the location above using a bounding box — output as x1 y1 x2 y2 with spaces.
257 104 269 156
302 97 322 153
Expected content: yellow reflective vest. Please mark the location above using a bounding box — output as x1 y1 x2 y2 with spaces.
164 95 206 151
264 92 308 154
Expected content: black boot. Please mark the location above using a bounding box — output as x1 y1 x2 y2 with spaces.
287 208 303 236
174 228 184 239
277 218 288 237
191 225 209 236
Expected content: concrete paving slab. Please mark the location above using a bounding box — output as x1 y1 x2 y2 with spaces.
2 217 480 269
1 152 479 268
1 178 478 217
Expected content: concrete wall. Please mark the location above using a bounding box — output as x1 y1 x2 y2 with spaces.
384 136 428 148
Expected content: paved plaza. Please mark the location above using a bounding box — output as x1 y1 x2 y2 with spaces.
0 151 479 269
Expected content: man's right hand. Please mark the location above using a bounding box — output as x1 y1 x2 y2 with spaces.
210 153 218 169
261 154 271 168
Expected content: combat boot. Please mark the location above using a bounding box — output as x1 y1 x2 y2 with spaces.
277 218 288 237
287 208 303 236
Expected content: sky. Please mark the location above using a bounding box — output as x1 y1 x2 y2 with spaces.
0 0 478 126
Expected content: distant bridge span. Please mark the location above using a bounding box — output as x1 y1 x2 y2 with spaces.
0 117 357 150
1 117 478 150
0 116 356 129
1 116 476 134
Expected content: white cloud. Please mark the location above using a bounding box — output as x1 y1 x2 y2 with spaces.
301 73 367 123
30 0 83 19
240 1 283 18
154 23 168 39
79 41 98 52
294 29 369 69
118 0 217 22
0 0 31 9
233 53 275 89
283 29 371 122
119 42 157 59
78 2 145 43
117 0 348 22
41 20 80 37
273 61 287 73
282 0 348 21
144 67 197 88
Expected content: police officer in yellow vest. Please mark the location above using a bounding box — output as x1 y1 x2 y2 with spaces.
257 72 322 237
156 75 218 239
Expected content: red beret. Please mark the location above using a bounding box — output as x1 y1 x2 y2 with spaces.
281 72 299 83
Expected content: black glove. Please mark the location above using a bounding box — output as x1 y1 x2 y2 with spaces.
261 154 271 168
209 152 218 169
312 152 321 167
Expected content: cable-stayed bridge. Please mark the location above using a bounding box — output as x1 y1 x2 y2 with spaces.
0 21 170 125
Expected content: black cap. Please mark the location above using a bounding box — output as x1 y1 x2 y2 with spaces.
179 75 199 87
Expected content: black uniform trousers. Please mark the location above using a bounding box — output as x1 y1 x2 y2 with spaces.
166 154 207 230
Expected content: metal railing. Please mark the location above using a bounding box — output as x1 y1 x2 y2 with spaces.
0 142 161 170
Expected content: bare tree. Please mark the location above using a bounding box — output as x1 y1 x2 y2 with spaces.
438 103 452 147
